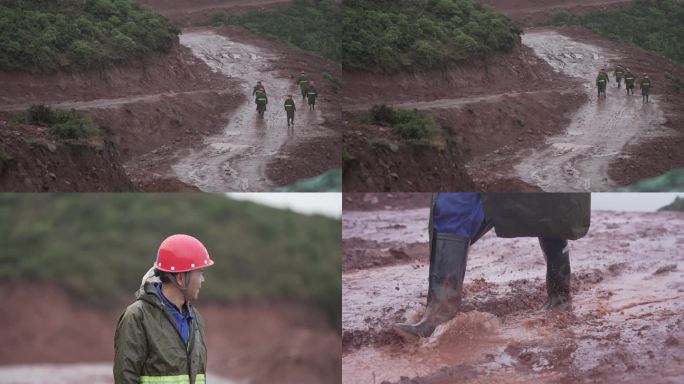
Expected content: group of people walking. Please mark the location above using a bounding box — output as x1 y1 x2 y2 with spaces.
251 70 319 128
596 65 651 103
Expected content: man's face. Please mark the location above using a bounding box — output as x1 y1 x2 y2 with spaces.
182 270 205 301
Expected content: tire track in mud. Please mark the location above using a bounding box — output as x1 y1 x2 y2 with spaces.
172 30 330 192
514 30 669 192
342 208 684 384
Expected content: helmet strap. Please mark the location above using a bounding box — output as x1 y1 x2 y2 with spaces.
169 271 192 311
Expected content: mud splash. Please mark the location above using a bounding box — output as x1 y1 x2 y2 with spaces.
173 30 329 191
514 30 670 191
342 207 684 383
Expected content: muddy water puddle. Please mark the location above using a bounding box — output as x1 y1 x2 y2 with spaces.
172 30 329 191
343 209 684 383
514 30 670 191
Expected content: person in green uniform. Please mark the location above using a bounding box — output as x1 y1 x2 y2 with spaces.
614 65 625 89
284 93 296 128
624 68 636 96
640 73 651 103
297 71 310 101
255 89 268 117
596 69 608 98
252 81 265 96
307 81 318 111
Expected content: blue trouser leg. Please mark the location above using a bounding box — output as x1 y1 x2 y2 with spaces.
433 192 485 239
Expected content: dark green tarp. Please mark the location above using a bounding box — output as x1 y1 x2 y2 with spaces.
482 193 591 240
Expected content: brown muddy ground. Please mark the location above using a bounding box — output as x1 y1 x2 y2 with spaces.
342 201 684 383
0 283 340 384
342 1 684 192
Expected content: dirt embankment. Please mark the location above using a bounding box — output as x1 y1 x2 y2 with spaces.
0 41 228 106
342 40 582 192
0 283 340 384
342 41 560 107
0 39 238 191
343 126 476 192
342 203 684 383
0 123 133 192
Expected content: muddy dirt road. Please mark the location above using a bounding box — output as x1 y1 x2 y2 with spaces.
513 30 670 191
342 206 684 383
172 30 330 191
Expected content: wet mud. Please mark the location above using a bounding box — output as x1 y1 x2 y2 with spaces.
342 206 684 383
173 30 332 191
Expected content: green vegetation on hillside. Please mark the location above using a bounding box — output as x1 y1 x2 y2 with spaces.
12 105 98 140
554 0 684 66
343 0 520 71
0 194 341 326
0 0 178 72
362 105 437 139
658 195 684 211
207 0 340 63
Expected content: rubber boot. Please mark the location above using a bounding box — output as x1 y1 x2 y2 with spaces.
539 237 571 309
393 233 469 339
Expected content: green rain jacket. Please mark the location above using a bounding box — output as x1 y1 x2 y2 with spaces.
625 72 636 87
596 74 607 89
114 273 208 384
307 87 318 103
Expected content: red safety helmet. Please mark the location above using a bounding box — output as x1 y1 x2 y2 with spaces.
155 234 214 272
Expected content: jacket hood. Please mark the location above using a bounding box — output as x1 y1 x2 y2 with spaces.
135 267 164 308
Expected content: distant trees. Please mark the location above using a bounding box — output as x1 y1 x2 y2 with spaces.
343 0 520 71
0 0 178 72
554 0 684 66
208 0 341 63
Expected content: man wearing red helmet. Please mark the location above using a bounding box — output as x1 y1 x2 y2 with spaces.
114 234 214 384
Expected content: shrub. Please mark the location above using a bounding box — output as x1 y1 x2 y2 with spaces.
0 0 177 72
343 0 520 71
50 110 97 139
19 105 97 140
367 104 436 139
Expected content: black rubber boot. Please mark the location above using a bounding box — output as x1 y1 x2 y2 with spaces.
393 233 469 339
539 237 571 309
